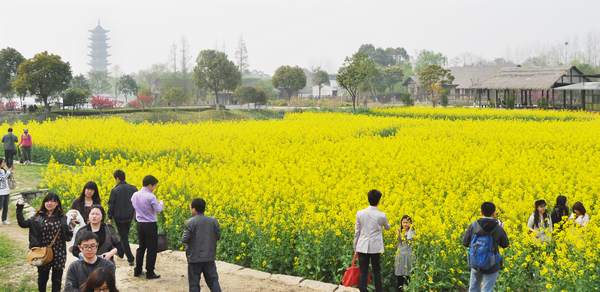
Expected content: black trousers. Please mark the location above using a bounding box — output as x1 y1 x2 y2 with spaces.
397 275 410 292
4 150 15 168
136 221 158 274
37 266 63 292
188 261 222 292
0 195 8 221
358 252 382 292
116 220 135 262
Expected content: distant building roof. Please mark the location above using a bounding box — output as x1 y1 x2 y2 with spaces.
449 66 503 89
473 66 575 90
554 82 600 90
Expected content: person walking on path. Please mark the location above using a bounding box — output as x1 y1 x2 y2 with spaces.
64 231 116 292
462 202 509 292
182 198 222 292
0 158 12 224
70 181 102 225
16 193 74 292
2 127 18 168
354 189 390 292
394 215 415 292
108 169 138 266
131 175 163 279
71 205 121 263
18 129 33 164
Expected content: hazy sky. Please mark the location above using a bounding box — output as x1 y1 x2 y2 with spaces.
1 0 599 75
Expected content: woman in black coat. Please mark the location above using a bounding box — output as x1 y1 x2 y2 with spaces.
17 192 73 292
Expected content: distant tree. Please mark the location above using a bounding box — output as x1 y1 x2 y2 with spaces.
193 50 241 107
234 86 267 108
418 64 454 107
162 87 187 106
415 50 447 74
117 75 138 104
312 68 330 99
523 56 549 67
235 36 249 74
337 52 377 111
88 71 112 95
71 74 91 94
272 65 306 100
358 44 409 67
90 95 116 109
0 47 25 98
62 88 88 109
13 51 72 113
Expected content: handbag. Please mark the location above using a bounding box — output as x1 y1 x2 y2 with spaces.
27 231 60 266
341 253 371 287
157 232 168 253
8 173 16 190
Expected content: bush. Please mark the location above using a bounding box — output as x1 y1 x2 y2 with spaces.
90 96 116 109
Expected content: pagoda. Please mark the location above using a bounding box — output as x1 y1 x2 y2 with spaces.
88 21 110 72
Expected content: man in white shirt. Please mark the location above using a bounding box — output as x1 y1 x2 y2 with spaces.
354 189 390 292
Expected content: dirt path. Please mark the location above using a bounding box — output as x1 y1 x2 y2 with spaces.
0 164 331 292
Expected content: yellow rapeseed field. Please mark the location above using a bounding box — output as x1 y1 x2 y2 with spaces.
7 108 599 290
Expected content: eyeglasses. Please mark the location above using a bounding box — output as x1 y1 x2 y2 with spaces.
80 244 98 250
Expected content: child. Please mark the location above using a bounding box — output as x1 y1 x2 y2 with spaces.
395 215 415 292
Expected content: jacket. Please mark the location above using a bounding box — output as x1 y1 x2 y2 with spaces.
182 214 221 263
107 181 138 222
64 257 115 292
354 206 390 254
16 204 73 249
462 217 510 273
71 223 121 261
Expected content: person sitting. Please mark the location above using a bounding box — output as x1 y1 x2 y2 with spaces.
64 231 115 292
570 201 590 227
527 199 552 241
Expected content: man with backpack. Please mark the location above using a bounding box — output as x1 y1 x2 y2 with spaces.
462 202 509 292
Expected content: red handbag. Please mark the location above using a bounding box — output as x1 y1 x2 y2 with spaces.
341 253 371 287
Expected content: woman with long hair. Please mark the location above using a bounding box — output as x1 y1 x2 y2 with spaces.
527 199 552 241
550 195 569 226
80 267 119 292
16 192 74 292
71 204 121 262
70 181 101 224
570 202 590 227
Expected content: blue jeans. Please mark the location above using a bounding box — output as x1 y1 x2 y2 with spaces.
469 269 499 292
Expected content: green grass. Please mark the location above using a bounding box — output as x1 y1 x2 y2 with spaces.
117 109 285 123
0 235 36 292
0 235 18 267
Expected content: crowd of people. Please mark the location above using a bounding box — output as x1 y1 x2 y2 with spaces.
13 170 221 292
0 125 594 292
353 190 592 292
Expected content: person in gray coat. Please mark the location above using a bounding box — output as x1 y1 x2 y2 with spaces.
182 198 221 292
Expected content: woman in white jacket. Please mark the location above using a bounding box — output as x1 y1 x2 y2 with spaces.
0 158 12 224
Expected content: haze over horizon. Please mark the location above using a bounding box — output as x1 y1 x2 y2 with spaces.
2 0 599 76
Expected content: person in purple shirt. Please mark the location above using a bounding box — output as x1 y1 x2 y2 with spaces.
131 175 163 279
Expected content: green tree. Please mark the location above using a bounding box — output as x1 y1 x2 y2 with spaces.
88 71 112 95
358 44 410 67
162 87 188 106
234 86 267 108
337 52 377 111
272 65 307 100
62 88 88 109
71 74 91 95
117 74 138 104
312 68 329 99
0 47 25 98
415 50 447 74
13 51 72 113
193 50 241 107
417 64 454 107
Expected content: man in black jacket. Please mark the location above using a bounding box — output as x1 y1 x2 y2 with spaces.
462 202 509 292
182 198 222 292
107 169 138 266
64 231 115 292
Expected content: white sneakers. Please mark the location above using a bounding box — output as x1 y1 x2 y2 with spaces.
2 221 10 225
